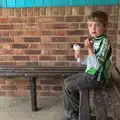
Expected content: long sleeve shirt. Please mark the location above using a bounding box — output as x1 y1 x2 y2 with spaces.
79 35 112 86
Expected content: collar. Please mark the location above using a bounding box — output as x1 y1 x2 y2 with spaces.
94 34 107 41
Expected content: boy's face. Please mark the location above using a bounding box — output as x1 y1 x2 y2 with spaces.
87 20 106 38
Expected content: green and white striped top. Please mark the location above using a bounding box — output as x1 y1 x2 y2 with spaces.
82 35 112 86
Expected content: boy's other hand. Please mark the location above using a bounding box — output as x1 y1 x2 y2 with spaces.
74 51 84 60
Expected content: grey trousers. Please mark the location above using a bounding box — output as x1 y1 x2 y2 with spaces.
62 72 103 113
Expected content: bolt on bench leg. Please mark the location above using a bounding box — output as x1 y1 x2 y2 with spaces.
30 77 37 112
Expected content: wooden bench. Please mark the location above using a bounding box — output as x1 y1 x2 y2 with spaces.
0 65 119 120
0 66 85 112
79 89 108 120
79 66 120 120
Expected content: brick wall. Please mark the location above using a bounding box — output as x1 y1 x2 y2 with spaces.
0 5 118 97
116 5 120 72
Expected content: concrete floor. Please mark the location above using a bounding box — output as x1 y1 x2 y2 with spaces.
0 83 120 120
0 96 64 120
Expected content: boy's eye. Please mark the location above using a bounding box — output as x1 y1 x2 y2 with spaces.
96 24 100 27
89 24 92 27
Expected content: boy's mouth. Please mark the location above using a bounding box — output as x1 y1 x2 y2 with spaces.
92 32 96 34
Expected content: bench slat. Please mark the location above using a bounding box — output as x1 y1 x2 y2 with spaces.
79 89 91 120
94 89 108 120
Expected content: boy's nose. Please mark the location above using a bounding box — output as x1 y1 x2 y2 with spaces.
92 26 96 30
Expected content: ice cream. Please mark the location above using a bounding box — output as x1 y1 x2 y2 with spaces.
73 44 81 52
73 44 81 63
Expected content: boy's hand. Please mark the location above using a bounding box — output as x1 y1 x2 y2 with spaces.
74 51 84 60
84 38 94 56
84 38 93 49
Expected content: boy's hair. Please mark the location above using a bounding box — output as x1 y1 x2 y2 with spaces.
88 10 108 27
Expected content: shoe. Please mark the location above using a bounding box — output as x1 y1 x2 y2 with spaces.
63 110 78 120
62 116 71 120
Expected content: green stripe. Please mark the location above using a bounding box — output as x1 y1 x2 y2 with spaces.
87 68 97 75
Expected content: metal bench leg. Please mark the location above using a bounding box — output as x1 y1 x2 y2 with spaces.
79 89 90 120
30 77 37 112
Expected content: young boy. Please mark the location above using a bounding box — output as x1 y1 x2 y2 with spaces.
62 10 112 120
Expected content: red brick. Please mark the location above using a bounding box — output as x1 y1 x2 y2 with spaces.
27 8 33 16
42 30 53 36
41 23 51 29
24 37 41 42
80 23 87 29
40 8 46 16
0 37 13 43
66 56 74 61
69 23 79 29
21 8 27 16
0 80 5 84
50 62 69 66
57 43 66 49
5 80 14 85
40 79 58 85
67 30 84 35
33 8 40 16
14 91 29 96
52 86 62 91
40 91 62 96
53 8 59 16
0 91 6 96
13 56 29 61
14 80 29 85
1 85 17 90
105 6 112 14
26 17 35 23
65 16 83 22
6 91 14 96
55 17 64 22
55 30 66 36
9 31 24 36
42 61 50 66
0 17 8 23
0 50 12 55
59 7 65 15
30 44 38 49
2 44 11 49
29 56 39 61
56 56 65 61
36 17 56 23
52 50 69 55
8 17 26 23
51 23 69 29
17 85 25 90
26 62 39 66
25 30 40 36
2 56 12 61
107 30 117 35
12 50 24 55
0 62 15 65
80 37 88 42
14 9 21 17
13 24 23 30
25 50 41 54
0 25 13 30
12 44 29 49
39 56 56 61
42 86 52 90
8 8 14 16
39 43 56 49
51 37 68 42
1 31 9 36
